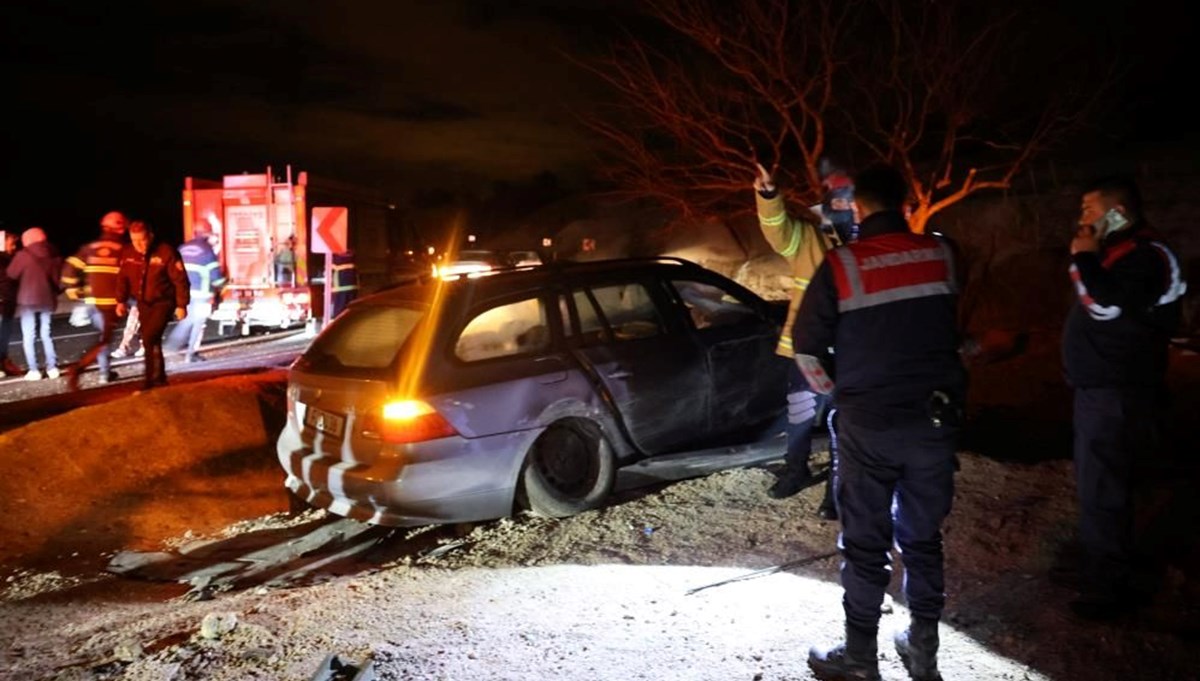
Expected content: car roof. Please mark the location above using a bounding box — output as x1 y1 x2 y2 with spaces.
364 256 719 306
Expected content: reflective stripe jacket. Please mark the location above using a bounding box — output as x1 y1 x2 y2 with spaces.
756 192 842 357
792 210 965 426
178 236 226 301
1063 222 1186 388
61 237 125 307
331 251 358 294
115 242 190 309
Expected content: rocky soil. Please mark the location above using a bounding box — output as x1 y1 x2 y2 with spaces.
0 347 1198 681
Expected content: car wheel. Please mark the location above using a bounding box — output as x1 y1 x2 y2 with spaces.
518 419 615 518
287 489 311 515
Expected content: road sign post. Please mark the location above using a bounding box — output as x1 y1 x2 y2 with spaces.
311 207 348 331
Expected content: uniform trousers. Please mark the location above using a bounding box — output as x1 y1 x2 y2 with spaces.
833 409 957 632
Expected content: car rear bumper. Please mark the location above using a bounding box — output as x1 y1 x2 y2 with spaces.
276 418 536 527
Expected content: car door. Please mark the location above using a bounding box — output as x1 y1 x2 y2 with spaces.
667 274 785 439
566 277 711 455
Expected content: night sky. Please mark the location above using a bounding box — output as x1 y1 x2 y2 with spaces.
2 0 1192 253
2 0 631 250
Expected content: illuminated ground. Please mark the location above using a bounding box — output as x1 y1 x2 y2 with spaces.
0 347 1197 680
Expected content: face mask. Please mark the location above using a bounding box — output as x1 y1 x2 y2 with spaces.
824 186 857 242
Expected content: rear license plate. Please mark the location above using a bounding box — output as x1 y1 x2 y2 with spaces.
304 406 346 438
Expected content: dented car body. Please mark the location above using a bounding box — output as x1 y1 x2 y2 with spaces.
277 257 787 526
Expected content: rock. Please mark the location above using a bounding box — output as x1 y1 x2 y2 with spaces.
114 639 143 662
200 611 239 639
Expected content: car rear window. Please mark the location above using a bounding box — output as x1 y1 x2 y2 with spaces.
303 304 425 372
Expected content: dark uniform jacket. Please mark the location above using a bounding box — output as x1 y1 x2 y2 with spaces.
331 250 358 293
62 236 125 307
0 250 19 317
1063 222 1186 388
792 210 965 428
116 242 190 309
178 236 226 300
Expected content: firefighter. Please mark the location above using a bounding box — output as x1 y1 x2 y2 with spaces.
330 249 358 318
166 228 226 362
754 160 856 518
275 234 297 286
795 164 965 681
115 221 189 390
63 211 128 390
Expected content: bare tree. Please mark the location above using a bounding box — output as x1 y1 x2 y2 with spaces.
580 0 1108 232
577 0 854 219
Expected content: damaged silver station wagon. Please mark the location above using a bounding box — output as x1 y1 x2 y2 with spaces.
277 257 787 526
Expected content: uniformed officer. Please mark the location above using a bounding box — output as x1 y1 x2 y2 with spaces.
115 221 189 390
166 228 226 362
330 249 358 318
1063 175 1186 620
795 164 965 681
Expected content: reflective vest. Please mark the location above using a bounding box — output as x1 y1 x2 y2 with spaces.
61 237 125 307
828 233 957 312
331 252 358 294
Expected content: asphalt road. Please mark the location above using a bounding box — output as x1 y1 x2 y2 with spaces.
0 320 312 426
2 311 225 375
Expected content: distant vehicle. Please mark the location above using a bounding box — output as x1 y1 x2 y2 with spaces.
432 249 545 280
507 250 543 268
277 257 787 527
432 249 510 280
181 165 397 334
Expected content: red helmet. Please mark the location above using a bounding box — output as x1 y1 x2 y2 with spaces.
100 211 128 235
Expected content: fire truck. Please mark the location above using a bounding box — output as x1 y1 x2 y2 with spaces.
181 165 400 335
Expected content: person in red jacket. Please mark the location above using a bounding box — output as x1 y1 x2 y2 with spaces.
115 220 189 390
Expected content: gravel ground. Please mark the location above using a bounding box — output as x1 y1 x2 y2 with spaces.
0 348 1198 680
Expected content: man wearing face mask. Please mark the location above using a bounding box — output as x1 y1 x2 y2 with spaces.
1063 175 1186 620
755 158 857 518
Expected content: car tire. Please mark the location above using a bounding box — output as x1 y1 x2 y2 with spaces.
287 489 311 515
518 419 616 518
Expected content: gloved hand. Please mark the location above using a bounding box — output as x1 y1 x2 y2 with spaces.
753 163 776 195
174 306 187 321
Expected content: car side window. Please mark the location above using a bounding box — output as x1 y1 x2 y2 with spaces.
588 282 663 341
670 278 759 330
454 297 550 362
569 289 610 347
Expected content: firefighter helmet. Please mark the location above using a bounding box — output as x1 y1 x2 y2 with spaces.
100 211 128 235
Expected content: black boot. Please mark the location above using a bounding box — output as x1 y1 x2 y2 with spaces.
894 617 941 681
808 623 880 681
769 464 813 499
816 473 837 520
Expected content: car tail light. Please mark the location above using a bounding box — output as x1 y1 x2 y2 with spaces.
379 399 458 443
